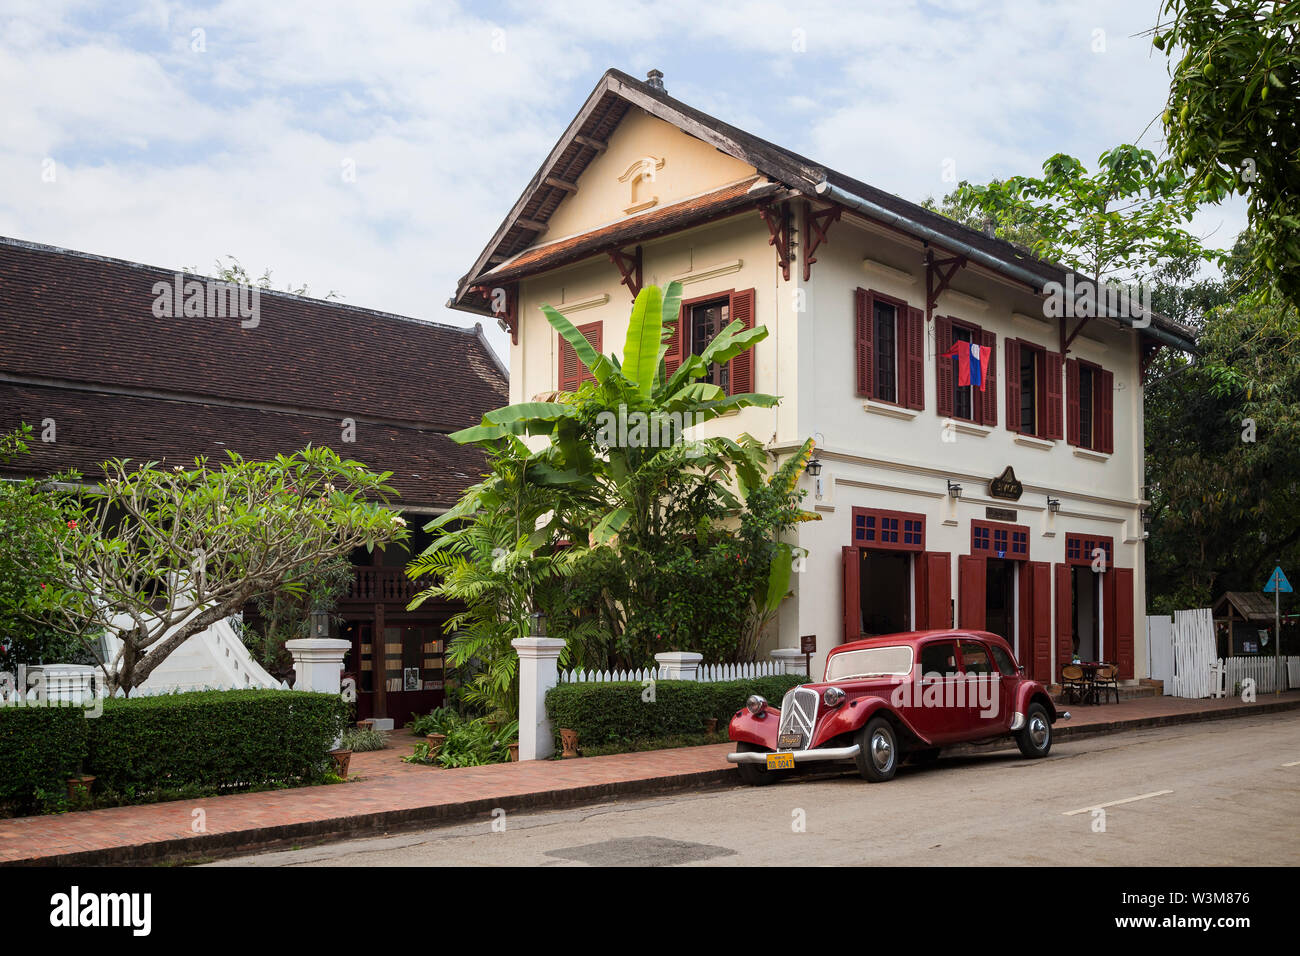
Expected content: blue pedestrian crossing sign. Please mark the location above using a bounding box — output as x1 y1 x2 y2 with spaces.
1264 566 1293 593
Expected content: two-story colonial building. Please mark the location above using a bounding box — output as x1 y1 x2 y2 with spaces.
450 69 1196 685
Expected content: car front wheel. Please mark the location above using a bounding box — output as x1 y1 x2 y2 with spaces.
735 741 782 786
1016 702 1052 758
854 716 898 782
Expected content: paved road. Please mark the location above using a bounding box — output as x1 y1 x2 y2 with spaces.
214 713 1300 866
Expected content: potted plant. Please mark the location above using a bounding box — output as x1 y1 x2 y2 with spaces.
703 717 718 734
425 732 447 755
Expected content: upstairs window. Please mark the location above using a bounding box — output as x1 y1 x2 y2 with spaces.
689 298 730 391
1066 358 1113 453
936 315 996 426
665 289 757 395
1006 339 1064 440
855 288 924 409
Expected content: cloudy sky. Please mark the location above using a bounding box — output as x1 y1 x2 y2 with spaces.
1 0 1245 361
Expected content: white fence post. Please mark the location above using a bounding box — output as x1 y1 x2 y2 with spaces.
513 637 566 761
654 651 703 681
285 637 351 749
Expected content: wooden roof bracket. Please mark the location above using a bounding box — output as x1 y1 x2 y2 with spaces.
609 244 643 300
803 202 841 281
924 247 967 324
471 283 519 345
758 201 793 281
1060 314 1094 355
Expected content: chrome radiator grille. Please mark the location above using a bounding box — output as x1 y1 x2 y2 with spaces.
777 686 819 740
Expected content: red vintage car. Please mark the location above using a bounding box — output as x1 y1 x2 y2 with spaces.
727 629 1068 784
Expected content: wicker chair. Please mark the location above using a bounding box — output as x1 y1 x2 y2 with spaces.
1061 664 1090 705
1093 664 1120 704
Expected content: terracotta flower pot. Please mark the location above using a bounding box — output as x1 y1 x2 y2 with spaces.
66 775 95 802
560 728 580 758
426 733 447 755
508 742 520 762
703 717 718 734
329 749 352 778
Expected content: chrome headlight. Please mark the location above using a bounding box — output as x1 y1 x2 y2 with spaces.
745 694 767 716
822 686 846 708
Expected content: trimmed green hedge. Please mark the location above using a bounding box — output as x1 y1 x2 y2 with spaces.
85 689 348 794
546 674 805 748
0 706 89 810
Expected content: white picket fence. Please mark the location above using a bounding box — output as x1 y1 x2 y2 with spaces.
1170 607 1218 698
1222 655 1299 696
559 659 782 684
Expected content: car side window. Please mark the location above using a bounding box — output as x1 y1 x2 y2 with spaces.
960 643 993 674
919 641 957 677
990 645 1016 676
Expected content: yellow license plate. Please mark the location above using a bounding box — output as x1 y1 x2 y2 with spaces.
766 752 795 770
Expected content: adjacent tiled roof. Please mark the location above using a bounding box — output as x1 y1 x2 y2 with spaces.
0 383 482 507
453 68 1196 352
0 237 508 508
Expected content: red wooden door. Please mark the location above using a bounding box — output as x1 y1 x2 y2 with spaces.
1103 568 1118 665
1055 563 1072 681
915 551 951 630
1029 561 1052 682
1114 567 1135 679
842 546 860 642
958 554 986 630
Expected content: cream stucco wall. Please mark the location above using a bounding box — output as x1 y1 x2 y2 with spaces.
543 108 757 241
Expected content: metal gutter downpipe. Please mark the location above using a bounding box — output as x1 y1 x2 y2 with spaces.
812 180 1195 353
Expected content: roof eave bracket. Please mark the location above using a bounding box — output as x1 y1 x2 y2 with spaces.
803 202 841 282
758 201 793 282
609 245 643 300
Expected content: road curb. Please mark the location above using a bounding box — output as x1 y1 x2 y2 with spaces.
8 697 1299 866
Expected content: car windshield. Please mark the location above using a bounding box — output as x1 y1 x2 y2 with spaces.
824 645 914 681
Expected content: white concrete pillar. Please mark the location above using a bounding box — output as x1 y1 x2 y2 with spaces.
286 637 352 749
771 648 811 677
654 651 703 681
512 637 566 761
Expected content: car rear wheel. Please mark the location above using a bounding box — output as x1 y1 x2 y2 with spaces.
1015 702 1052 758
735 741 782 786
854 716 898 782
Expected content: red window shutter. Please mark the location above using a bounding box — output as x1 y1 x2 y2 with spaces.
979 328 997 427
935 316 954 417
905 306 925 409
1055 563 1073 681
914 552 929 629
1005 339 1021 433
855 288 874 398
727 288 756 395
558 322 602 391
1030 561 1052 681
843 546 861 642
664 303 685 378
1065 358 1081 446
1098 368 1114 453
1044 351 1064 440
1114 567 1135 679
958 555 986 630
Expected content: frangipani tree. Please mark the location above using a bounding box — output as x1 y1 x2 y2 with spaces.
35 447 405 693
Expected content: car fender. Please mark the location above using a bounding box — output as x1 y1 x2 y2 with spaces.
1015 682 1058 722
811 697 934 749
727 706 781 750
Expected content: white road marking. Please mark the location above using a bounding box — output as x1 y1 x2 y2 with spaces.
1063 789 1174 815
1282 760 1300 768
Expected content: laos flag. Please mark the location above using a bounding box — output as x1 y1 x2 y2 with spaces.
943 340 985 390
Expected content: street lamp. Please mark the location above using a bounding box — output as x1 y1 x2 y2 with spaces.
1047 496 1061 514
309 608 333 640
947 479 963 499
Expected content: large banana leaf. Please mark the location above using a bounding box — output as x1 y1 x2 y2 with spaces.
591 505 631 544
483 402 576 426
622 285 665 399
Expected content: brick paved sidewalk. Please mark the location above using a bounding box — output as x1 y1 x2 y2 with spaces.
2 690 1296 866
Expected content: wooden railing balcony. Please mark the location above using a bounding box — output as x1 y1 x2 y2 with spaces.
348 566 432 603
